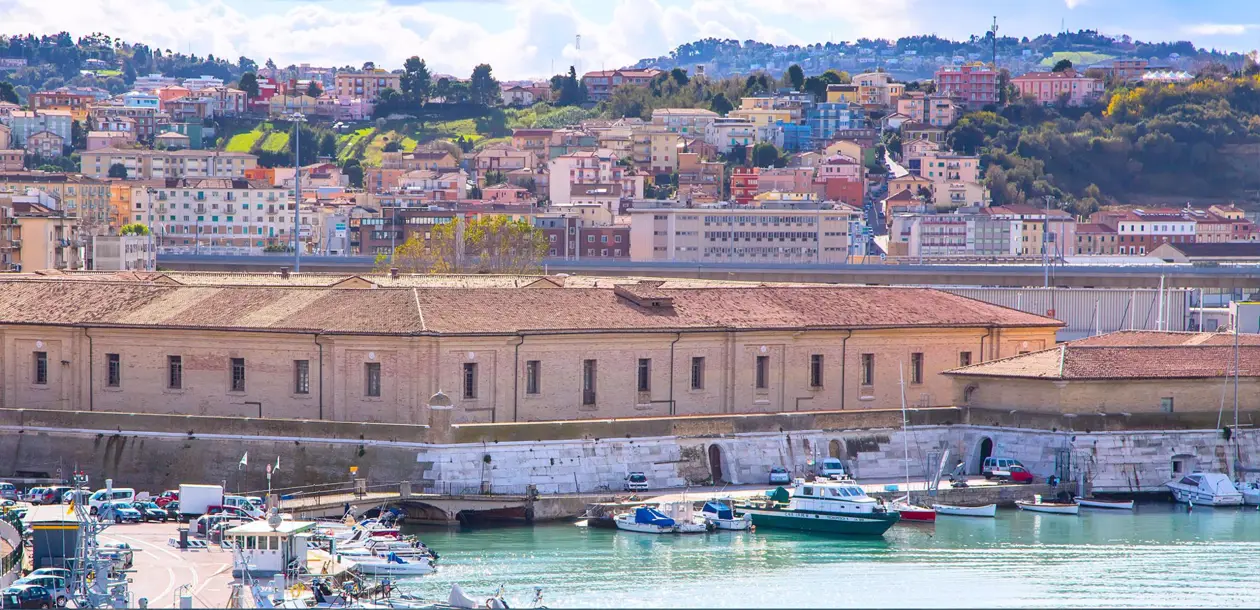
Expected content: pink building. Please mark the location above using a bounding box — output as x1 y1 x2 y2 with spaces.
86 130 136 151
1011 70 1104 106
934 64 998 108
756 167 814 194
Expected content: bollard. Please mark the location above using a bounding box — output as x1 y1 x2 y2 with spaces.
138 598 148 609
179 594 193 609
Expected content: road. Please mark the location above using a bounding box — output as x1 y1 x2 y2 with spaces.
100 522 234 609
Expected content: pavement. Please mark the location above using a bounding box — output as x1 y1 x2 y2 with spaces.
99 522 234 609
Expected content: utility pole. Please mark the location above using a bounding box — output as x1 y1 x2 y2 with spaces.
990 16 999 67
289 112 307 272
1043 195 1051 288
145 187 156 271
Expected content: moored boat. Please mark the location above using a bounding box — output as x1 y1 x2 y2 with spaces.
351 552 436 577
700 499 751 531
735 483 900 536
1165 472 1244 506
660 501 710 533
1239 482 1260 506
932 503 997 518
1075 497 1135 510
614 507 677 534
892 496 936 522
1016 496 1079 515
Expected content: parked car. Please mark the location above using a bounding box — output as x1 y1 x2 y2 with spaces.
42 488 72 505
816 457 847 479
221 496 264 519
245 496 264 509
205 505 256 520
0 482 17 502
99 501 142 524
768 467 791 485
153 490 179 508
0 584 53 609
993 465 1035 484
164 501 182 521
24 488 46 505
982 457 1026 480
88 488 135 515
24 570 68 581
131 501 167 522
623 472 649 492
12 576 67 608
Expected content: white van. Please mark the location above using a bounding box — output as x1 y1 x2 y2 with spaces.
817 458 847 479
222 495 264 518
89 488 136 514
982 457 1025 479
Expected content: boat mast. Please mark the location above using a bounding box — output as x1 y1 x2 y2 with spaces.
1234 324 1240 477
899 362 911 502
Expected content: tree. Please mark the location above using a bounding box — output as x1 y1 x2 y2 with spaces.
305 81 323 98
342 158 363 188
238 71 260 98
71 120 86 150
0 80 17 104
750 142 783 168
669 67 690 86
382 140 401 153
551 66 587 106
388 215 548 274
483 169 506 186
362 61 376 71
785 64 805 91
402 56 432 105
1052 59 1073 73
469 63 500 106
319 133 336 158
802 76 828 102
821 69 851 84
107 163 127 179
119 223 149 235
710 92 733 115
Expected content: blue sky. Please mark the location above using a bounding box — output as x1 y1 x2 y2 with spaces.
0 0 1254 78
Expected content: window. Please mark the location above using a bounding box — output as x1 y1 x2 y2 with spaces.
755 355 769 389
636 358 652 392
691 357 705 390
294 360 310 394
525 360 541 395
230 358 246 392
168 356 182 389
810 354 824 388
959 351 972 367
33 351 47 385
582 359 597 405
1161 397 1174 413
860 353 875 386
106 353 121 387
463 363 477 399
910 353 924 384
365 362 381 397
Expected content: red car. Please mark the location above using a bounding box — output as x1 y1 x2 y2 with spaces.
995 465 1035 484
154 490 179 508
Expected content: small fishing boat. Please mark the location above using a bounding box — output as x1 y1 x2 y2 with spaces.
614 507 676 534
1016 495 1079 515
931 503 997 518
1165 472 1244 506
700 499 751 531
351 552 436 576
1238 482 1260 506
1075 497 1135 510
892 496 936 522
736 483 900 536
660 501 710 533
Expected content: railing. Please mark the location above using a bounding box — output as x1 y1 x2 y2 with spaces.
0 518 22 588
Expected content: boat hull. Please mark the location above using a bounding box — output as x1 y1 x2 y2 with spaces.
1242 489 1260 506
1076 498 1135 510
932 503 997 518
707 516 751 531
1166 484 1244 506
353 561 435 576
1016 501 1079 515
614 519 675 534
893 505 936 522
739 508 899 536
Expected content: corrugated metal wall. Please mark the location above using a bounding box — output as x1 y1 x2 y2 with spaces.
940 287 1192 341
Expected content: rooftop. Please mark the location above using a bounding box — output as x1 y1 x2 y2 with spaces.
0 277 1061 336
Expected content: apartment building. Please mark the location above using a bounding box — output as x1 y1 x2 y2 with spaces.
704 118 757 154
933 64 998 108
535 213 630 260
676 152 724 200
852 71 901 108
1011 70 1104 106
334 70 402 102
581 68 663 101
548 149 644 206
986 205 1077 258
81 148 259 180
368 170 468 205
28 89 99 121
5 110 72 146
629 201 865 264
901 211 1021 259
651 108 720 136
730 167 759 205
88 102 158 140
0 172 109 231
474 145 538 184
1088 208 1197 255
135 178 297 250
9 197 82 270
806 102 865 142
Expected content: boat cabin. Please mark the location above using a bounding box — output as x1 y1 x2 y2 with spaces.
225 519 315 574
789 482 881 514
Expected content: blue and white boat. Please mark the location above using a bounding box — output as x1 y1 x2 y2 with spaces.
700 500 751 531
1166 472 1244 506
614 507 676 534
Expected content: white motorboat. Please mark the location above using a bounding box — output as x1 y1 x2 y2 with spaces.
1075 497 1135 510
932 503 997 518
1165 472 1244 506
1016 495 1079 515
337 536 436 560
614 507 677 534
1235 481 1260 506
660 501 710 533
700 500 751 530
351 552 436 576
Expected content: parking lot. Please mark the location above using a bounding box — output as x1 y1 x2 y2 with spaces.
97 522 235 609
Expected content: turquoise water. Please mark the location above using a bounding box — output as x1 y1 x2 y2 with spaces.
398 503 1260 608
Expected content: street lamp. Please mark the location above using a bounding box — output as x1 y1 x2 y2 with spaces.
286 112 307 272
145 187 156 271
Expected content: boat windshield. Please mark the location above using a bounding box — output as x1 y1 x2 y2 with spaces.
1179 475 1201 486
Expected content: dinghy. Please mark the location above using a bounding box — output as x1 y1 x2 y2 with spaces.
1075 497 1135 510
932 503 997 518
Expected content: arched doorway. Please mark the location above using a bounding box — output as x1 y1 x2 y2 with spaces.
977 437 994 474
829 439 843 459
708 444 724 483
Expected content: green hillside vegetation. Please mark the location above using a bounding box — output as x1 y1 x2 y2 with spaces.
946 73 1260 214
224 129 264 153
260 131 290 153
1038 51 1115 68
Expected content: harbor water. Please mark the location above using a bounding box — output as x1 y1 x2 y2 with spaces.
398 502 1260 608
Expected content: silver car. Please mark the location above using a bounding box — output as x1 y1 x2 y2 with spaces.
14 575 70 607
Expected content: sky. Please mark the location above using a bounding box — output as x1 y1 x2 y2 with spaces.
0 0 1256 79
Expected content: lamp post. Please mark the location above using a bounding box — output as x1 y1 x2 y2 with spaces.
145 187 156 270
287 112 307 272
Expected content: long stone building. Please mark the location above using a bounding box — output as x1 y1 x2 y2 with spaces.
0 274 1060 424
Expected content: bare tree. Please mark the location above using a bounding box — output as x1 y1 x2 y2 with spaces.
383 215 547 274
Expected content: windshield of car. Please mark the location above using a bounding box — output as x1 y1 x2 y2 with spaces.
629 474 647 482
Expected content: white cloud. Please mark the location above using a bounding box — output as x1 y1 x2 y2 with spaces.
1183 23 1256 36
1064 0 1087 8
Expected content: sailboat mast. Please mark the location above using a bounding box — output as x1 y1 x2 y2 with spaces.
1234 325 1240 476
900 362 911 499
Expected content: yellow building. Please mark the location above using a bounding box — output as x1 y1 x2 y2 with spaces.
728 108 793 128
0 275 1060 423
10 199 82 270
826 84 860 104
0 172 109 233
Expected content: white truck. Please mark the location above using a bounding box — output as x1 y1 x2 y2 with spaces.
178 484 224 520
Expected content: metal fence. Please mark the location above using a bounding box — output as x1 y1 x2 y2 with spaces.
0 519 22 588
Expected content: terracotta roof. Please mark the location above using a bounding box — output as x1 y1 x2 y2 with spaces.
946 331 1260 380
1150 242 1260 259
0 280 1060 336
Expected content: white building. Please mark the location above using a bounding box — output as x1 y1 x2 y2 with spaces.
91 234 154 271
131 178 299 252
132 73 180 92
703 118 758 154
629 202 866 263
182 75 226 91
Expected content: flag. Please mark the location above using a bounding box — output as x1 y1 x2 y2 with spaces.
239 452 249 469
274 456 280 473
66 498 75 515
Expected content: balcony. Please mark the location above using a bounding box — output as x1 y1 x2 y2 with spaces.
195 205 207 214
